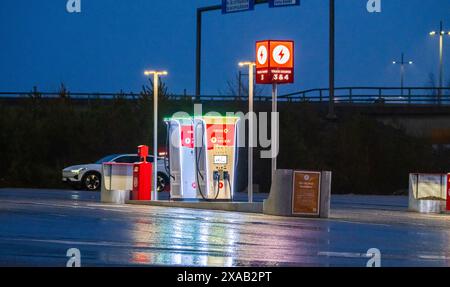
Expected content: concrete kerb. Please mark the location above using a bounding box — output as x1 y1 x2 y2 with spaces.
126 200 264 214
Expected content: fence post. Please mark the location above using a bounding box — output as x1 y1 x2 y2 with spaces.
349 88 353 103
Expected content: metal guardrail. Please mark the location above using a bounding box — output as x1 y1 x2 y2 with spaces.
0 87 449 105
278 87 450 105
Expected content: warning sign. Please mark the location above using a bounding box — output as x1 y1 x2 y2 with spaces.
292 171 321 216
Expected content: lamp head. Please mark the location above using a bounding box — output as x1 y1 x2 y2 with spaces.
238 61 255 67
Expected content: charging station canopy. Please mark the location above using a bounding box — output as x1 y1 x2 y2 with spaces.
256 40 294 84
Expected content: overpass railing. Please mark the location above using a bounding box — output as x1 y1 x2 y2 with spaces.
278 87 450 105
0 87 449 105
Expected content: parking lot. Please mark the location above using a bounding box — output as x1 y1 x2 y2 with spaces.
0 188 449 267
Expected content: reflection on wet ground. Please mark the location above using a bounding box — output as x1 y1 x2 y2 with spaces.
0 188 449 267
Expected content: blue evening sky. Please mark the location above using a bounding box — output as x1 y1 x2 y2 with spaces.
0 0 449 96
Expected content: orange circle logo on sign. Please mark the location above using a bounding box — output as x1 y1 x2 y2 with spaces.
269 41 294 68
257 45 268 65
272 45 291 65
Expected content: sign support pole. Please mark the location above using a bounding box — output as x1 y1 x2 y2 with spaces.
153 73 159 201
271 83 278 181
248 65 255 203
195 1 270 99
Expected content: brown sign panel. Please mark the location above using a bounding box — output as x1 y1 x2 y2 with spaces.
292 171 321 216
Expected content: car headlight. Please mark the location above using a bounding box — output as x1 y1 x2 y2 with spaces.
70 168 87 174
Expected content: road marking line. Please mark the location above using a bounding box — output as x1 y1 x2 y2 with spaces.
318 252 369 258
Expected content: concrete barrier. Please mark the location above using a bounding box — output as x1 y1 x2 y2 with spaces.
408 173 446 214
263 170 332 218
100 163 133 204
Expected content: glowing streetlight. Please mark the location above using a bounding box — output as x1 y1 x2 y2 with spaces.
238 61 256 203
392 53 413 96
429 21 450 102
144 69 168 201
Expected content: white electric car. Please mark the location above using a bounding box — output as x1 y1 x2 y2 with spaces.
62 154 169 192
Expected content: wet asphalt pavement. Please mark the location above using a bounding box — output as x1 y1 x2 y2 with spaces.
0 188 449 267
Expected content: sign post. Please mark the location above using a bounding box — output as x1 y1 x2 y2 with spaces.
256 40 294 181
271 83 277 180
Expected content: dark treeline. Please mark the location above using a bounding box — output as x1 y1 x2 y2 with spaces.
0 84 448 194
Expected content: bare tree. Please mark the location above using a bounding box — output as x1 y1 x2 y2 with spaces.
219 73 267 100
58 83 70 99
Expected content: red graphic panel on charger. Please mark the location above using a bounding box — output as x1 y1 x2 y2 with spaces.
447 174 450 211
206 124 236 150
180 125 194 148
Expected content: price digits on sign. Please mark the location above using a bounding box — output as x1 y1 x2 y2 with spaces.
273 74 289 81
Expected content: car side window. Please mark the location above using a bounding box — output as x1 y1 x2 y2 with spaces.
114 156 140 163
146 156 155 163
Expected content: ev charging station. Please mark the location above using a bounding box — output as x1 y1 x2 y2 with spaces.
164 118 197 200
165 116 240 201
194 116 240 201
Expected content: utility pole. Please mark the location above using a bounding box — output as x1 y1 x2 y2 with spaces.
327 0 336 120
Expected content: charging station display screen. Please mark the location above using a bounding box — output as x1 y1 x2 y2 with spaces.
214 155 227 164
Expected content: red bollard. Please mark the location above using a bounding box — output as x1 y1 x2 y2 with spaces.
131 145 152 201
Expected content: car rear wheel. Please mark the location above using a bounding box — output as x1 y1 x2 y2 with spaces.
82 172 101 191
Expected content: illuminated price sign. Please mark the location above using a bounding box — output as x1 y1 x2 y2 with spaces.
256 40 294 84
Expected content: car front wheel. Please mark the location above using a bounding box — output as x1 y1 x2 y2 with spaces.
82 172 101 191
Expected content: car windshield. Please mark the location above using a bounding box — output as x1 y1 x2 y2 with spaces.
95 155 120 164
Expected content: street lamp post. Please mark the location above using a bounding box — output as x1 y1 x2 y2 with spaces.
392 53 413 97
239 61 256 203
144 70 168 201
429 21 450 104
